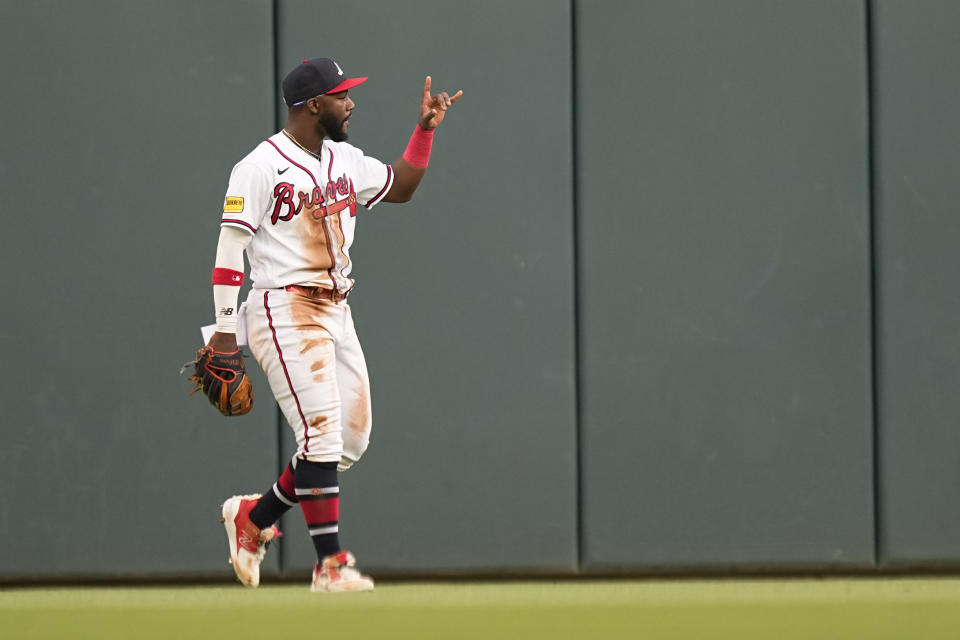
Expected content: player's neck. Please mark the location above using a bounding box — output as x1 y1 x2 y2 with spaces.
282 122 323 156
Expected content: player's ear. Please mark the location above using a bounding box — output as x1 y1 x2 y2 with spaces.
307 97 322 115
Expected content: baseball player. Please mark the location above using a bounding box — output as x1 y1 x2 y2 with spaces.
204 57 461 591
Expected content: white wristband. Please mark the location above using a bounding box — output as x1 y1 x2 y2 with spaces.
215 284 240 333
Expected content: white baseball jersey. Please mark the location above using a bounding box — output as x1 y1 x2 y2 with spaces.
220 131 395 294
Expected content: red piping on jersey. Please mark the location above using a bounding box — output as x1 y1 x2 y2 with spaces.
268 136 338 294
317 215 340 296
222 219 256 234
312 145 339 295
324 147 347 293
367 165 393 208
266 139 319 187
265 291 312 453
330 201 351 288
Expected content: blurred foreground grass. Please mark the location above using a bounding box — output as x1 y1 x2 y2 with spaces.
4 578 960 639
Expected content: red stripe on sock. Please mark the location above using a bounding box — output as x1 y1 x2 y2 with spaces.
300 496 339 524
278 464 295 497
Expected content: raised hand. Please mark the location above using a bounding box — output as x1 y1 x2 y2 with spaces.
418 75 463 129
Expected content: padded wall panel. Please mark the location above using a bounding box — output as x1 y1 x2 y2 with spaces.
873 0 960 567
0 0 279 577
275 0 578 574
577 0 874 569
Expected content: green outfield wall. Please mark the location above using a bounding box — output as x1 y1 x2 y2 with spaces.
0 0 957 580
872 0 960 567
577 0 874 571
0 0 282 577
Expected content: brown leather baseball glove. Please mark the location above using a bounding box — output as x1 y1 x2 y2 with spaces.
185 346 254 416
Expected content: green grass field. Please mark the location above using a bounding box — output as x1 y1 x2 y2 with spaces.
4 578 960 639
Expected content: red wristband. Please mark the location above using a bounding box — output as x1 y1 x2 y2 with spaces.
402 125 434 168
212 268 244 286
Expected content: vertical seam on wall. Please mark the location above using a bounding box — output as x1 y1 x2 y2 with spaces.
275 404 285 572
570 0 584 574
271 0 285 575
865 0 881 570
272 0 281 130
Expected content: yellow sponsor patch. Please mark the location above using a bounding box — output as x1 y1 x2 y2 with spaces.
223 197 244 213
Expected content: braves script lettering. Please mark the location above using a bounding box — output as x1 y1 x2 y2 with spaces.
271 177 357 224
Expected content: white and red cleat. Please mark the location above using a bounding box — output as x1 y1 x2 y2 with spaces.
311 551 375 592
221 494 282 587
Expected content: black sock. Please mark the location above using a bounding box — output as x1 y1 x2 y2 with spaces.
295 460 341 561
249 461 297 530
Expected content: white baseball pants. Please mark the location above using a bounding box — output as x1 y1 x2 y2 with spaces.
245 287 372 470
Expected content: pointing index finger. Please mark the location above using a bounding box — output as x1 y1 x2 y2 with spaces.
423 75 432 99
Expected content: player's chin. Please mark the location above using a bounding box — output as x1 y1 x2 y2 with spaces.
328 127 349 143
330 121 349 142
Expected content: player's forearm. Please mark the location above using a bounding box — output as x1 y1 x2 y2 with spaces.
383 125 434 203
211 226 252 349
384 157 426 203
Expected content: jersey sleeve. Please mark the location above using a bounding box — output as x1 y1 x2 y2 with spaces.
220 161 271 234
353 151 394 210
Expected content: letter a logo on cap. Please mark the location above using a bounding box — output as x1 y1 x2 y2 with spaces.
333 61 344 76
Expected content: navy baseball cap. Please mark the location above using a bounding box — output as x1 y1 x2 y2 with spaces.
282 58 368 107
